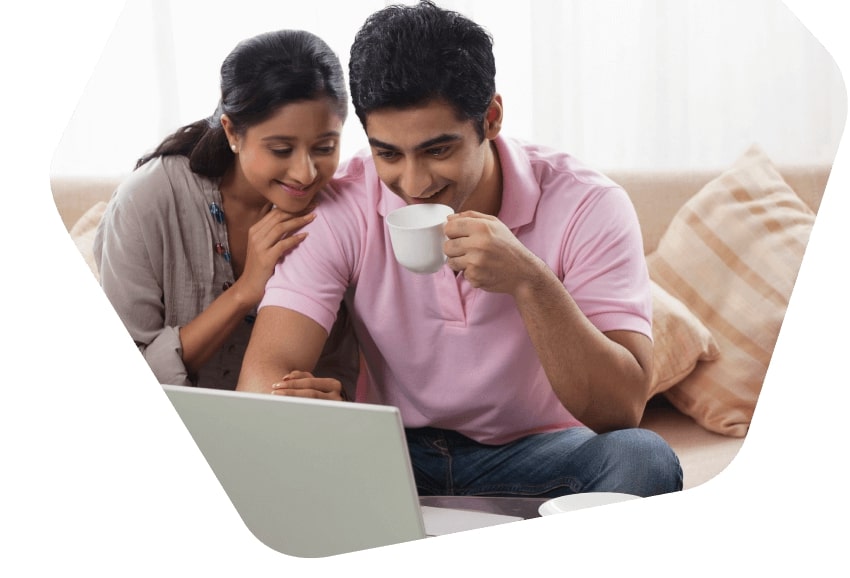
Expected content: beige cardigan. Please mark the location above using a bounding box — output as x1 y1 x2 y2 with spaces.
93 155 358 391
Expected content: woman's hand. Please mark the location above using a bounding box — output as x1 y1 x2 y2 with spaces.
233 205 316 307
270 370 346 401
177 206 318 377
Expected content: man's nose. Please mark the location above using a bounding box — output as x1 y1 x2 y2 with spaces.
398 159 431 199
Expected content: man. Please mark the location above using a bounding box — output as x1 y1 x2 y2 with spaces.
238 1 682 498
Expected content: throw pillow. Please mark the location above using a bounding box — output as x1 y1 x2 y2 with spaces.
69 201 108 281
646 144 816 437
648 280 720 398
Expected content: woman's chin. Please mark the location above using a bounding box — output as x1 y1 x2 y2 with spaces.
271 195 315 215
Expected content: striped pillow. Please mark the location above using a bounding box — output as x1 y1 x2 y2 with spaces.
648 280 720 398
646 145 816 437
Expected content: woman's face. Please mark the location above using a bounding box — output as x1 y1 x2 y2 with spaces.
225 98 343 213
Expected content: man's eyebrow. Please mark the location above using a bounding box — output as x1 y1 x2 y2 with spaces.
368 133 463 151
367 137 399 150
417 133 462 150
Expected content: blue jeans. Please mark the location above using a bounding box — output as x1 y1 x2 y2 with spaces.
405 426 683 498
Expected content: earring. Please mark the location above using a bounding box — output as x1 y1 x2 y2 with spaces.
230 144 237 153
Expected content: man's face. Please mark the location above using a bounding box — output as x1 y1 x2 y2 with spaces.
365 99 499 214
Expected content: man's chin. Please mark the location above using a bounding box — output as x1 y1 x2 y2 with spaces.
407 195 458 211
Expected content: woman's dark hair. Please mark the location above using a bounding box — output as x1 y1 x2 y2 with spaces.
136 29 348 175
348 0 496 141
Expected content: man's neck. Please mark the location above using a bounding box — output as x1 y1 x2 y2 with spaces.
463 140 503 216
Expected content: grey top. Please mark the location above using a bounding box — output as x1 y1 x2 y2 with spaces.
93 155 358 392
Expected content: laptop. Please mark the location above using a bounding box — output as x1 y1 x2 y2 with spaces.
161 384 523 558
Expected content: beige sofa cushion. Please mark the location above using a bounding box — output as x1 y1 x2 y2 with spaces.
648 281 719 398
639 397 743 489
646 145 816 437
69 201 108 280
51 176 121 232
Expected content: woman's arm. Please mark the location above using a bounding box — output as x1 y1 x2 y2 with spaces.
94 187 191 385
177 208 316 374
94 173 314 384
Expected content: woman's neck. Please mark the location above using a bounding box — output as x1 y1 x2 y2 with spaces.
219 164 267 212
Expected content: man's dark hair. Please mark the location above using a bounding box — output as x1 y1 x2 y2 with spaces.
349 0 496 141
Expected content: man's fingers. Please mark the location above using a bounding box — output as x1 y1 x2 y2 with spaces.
444 211 496 239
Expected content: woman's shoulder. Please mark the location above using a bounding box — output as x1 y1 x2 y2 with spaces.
114 155 213 211
114 156 174 202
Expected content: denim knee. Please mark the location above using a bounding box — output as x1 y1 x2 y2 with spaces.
605 428 683 495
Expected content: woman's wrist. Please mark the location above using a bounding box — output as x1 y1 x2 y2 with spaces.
226 278 262 314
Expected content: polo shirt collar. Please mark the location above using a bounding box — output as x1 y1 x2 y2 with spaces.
493 135 540 229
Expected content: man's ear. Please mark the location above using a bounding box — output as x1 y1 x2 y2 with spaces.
483 94 503 139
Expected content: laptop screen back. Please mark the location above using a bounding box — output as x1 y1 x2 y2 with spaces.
162 384 426 557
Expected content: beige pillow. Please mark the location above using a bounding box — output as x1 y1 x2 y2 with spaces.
69 201 108 281
646 145 816 437
648 281 720 398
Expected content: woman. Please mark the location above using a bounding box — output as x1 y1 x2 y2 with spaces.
94 30 357 398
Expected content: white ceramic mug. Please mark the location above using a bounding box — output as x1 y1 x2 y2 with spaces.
386 203 454 274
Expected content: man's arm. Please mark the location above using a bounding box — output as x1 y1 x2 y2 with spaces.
237 305 342 399
444 211 651 432
511 262 652 432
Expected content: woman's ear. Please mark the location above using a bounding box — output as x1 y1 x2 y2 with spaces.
220 114 239 151
483 94 503 139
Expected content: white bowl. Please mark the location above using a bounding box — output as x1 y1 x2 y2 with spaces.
538 492 640 516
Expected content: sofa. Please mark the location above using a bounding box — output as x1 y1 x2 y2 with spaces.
51 144 830 491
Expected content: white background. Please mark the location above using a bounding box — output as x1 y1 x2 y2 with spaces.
2 0 848 575
51 0 845 179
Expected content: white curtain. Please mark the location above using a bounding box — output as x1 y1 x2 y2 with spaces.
51 0 846 177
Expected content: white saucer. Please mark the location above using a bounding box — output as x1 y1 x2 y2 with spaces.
538 492 640 516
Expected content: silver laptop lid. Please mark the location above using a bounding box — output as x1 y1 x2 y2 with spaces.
162 384 426 557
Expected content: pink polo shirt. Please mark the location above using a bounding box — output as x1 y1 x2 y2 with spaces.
260 136 651 445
